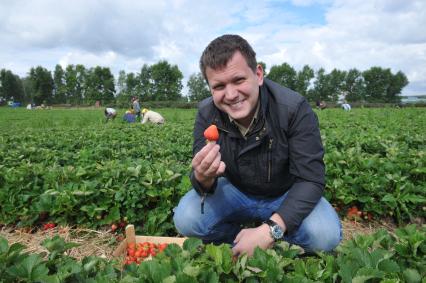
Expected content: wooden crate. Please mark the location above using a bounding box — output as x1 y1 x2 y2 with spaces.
113 224 186 257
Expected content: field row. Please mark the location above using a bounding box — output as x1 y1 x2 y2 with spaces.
0 108 425 233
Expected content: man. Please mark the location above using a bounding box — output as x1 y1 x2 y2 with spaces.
132 97 141 120
104 107 117 121
173 34 341 257
141 108 165 125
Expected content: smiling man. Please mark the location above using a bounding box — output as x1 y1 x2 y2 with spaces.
173 34 341 257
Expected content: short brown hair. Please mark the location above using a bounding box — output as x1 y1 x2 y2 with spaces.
199 34 257 82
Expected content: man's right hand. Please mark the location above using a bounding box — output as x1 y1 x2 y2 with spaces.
192 142 226 190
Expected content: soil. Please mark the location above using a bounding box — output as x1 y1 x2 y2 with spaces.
0 219 397 261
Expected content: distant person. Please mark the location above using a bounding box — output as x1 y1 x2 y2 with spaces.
26 104 32 110
316 100 327 110
132 97 141 120
141 108 165 125
123 109 136 123
104 107 117 121
341 101 351 111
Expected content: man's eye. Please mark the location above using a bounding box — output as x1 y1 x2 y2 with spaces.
235 78 245 84
213 85 224 90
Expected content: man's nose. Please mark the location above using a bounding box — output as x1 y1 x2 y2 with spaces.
224 85 238 100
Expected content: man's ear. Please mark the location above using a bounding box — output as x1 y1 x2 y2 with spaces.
256 64 264 85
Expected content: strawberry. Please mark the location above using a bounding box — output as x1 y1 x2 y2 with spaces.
204 125 219 142
43 222 56 230
111 224 118 232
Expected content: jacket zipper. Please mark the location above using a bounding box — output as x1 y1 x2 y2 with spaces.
267 138 273 182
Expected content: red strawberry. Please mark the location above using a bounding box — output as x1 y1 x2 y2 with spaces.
204 125 219 142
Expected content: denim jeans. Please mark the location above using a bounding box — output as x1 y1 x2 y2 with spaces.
173 177 342 253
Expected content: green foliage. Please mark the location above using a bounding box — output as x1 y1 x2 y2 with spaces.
53 64 67 104
0 107 424 229
84 66 115 105
295 65 314 98
363 67 408 103
0 226 424 282
187 72 210 102
320 108 426 224
28 66 54 105
0 69 25 103
267 62 297 90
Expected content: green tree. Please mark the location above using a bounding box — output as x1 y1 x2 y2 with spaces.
328 69 347 102
295 65 314 98
21 77 34 103
139 64 153 101
311 68 346 102
363 67 394 102
0 69 25 103
267 63 297 90
85 66 115 105
53 65 67 104
343 68 365 102
64 64 86 105
311 68 329 102
28 66 54 105
116 70 131 107
150 60 183 101
116 71 140 107
386 71 408 103
187 72 211 102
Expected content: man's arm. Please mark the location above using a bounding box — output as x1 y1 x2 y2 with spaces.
190 107 225 194
232 99 324 257
141 114 148 124
277 99 325 235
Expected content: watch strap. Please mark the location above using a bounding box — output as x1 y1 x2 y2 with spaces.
263 219 283 241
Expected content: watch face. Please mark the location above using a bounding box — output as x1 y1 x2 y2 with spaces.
272 225 284 239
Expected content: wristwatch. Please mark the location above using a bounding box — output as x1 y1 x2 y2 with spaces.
263 219 284 241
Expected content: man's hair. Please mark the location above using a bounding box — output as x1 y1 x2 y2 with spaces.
199 34 257 81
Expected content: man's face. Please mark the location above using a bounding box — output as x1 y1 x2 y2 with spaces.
205 51 264 127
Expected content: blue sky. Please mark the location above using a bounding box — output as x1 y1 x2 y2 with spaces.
0 0 425 96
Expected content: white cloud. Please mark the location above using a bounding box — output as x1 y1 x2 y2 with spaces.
0 0 424 95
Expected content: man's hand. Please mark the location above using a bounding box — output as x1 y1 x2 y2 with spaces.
231 224 274 257
192 142 226 189
232 213 287 257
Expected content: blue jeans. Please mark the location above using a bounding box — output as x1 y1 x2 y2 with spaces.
173 177 342 253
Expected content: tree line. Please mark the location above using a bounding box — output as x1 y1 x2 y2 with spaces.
0 60 408 107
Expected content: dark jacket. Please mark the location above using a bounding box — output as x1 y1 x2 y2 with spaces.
190 78 325 235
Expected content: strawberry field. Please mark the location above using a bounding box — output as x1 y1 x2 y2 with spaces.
0 107 425 282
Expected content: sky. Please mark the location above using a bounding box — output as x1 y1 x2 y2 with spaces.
0 0 425 96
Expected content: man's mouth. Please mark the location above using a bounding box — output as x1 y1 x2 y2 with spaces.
227 100 244 110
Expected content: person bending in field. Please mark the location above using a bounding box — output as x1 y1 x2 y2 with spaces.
141 108 165 125
173 34 341 257
104 107 117 122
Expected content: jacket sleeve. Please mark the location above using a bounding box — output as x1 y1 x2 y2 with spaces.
276 99 325 235
189 104 218 195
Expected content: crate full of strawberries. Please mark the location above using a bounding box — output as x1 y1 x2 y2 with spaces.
113 224 186 265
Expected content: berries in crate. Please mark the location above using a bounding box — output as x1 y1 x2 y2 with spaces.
113 224 186 265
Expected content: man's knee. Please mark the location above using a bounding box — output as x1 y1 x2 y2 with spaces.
173 196 206 237
299 198 342 252
306 223 342 252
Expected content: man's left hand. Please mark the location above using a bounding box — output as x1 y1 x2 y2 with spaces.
231 224 274 257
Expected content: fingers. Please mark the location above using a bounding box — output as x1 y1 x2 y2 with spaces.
217 161 226 175
234 229 243 244
192 142 216 168
192 143 223 178
232 229 245 256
